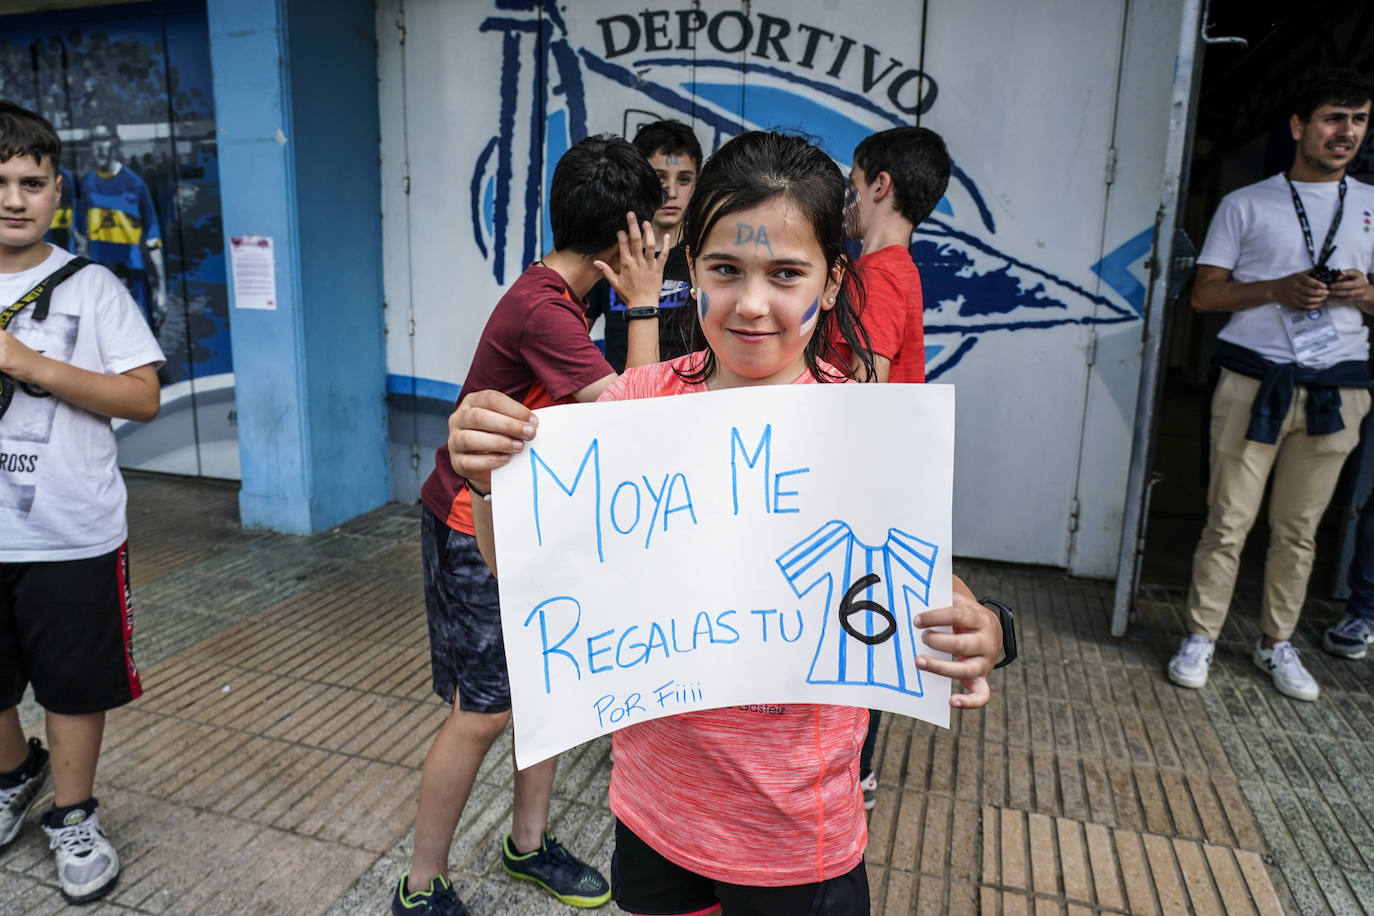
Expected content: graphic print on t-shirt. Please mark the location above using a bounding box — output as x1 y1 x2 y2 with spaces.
777 520 937 696
1 312 77 445
0 312 77 521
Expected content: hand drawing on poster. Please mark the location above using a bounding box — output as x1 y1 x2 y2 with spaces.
490 383 956 767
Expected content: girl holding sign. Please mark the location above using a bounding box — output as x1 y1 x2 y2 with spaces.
448 131 1003 916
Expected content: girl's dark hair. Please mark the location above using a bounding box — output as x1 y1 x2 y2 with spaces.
677 131 874 384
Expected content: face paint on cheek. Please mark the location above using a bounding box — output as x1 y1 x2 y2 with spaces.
698 289 710 320
800 298 819 334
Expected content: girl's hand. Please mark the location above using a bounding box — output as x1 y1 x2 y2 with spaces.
593 212 669 310
912 587 1002 709
446 390 539 490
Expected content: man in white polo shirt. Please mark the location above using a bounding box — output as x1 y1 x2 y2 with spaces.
1168 69 1374 702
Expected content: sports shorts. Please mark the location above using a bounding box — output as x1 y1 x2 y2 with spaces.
420 507 511 713
611 819 870 915
0 543 142 714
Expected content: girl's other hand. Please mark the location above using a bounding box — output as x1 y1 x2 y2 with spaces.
912 587 1002 709
446 390 539 490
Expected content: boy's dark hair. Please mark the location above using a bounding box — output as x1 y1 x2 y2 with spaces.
679 130 874 384
1290 68 1373 122
853 126 950 227
632 119 703 171
549 134 663 255
0 100 61 172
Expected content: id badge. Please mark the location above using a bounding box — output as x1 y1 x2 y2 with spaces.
1281 306 1342 363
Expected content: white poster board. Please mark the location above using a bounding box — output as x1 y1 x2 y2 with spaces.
492 383 956 768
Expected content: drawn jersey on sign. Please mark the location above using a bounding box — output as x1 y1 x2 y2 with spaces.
777 520 936 697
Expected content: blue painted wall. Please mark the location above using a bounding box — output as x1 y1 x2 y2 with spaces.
207 0 388 533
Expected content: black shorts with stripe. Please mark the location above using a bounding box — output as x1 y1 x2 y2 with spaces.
0 543 142 714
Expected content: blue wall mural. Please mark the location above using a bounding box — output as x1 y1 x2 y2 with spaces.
461 0 1147 383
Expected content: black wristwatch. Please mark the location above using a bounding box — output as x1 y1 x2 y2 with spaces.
981 598 1017 669
626 305 660 319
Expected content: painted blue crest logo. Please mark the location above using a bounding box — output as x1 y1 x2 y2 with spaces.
472 2 1146 379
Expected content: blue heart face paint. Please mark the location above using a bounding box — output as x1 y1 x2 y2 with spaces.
698 289 710 320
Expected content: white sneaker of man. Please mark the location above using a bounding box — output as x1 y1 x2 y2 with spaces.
41 802 120 903
1252 639 1320 702
1167 634 1215 689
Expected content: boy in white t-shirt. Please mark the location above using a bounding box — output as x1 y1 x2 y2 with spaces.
0 101 163 904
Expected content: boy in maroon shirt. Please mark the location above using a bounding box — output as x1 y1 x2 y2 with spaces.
397 135 668 916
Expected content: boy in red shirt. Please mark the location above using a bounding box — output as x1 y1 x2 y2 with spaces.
841 126 952 807
839 126 951 385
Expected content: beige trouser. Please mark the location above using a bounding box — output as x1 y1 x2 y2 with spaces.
1187 368 1371 641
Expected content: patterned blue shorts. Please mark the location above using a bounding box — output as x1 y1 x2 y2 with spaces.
420 507 510 713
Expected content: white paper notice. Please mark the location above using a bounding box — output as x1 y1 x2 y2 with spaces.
229 236 277 310
491 383 956 768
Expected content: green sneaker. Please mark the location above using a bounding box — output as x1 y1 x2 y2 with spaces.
501 833 611 907
391 872 469 916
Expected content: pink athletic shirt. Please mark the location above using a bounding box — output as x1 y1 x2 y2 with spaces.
599 353 869 887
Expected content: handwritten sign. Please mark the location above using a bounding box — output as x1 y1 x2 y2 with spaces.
492 383 955 767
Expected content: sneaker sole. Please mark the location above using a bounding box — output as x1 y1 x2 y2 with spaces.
60 870 118 905
1167 666 1208 689
502 864 611 908
0 770 51 852
1322 637 1369 659
1252 658 1320 702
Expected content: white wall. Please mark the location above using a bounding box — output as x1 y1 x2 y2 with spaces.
378 0 1187 577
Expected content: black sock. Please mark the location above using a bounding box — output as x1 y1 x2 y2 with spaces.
42 798 97 829
0 744 35 785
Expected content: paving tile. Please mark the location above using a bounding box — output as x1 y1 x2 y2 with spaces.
1234 849 1288 916
1000 808 1027 891
1114 827 1158 915
1027 812 1057 896
949 800 979 883
1054 817 1089 904
1201 844 1257 916
982 806 1000 887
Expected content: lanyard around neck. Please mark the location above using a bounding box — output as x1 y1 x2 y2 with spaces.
1284 174 1346 268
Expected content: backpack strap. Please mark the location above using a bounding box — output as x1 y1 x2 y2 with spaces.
0 257 93 422
0 256 94 329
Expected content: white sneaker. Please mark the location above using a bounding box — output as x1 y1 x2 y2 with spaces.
0 739 50 851
859 771 877 811
1252 640 1320 702
1167 634 1215 688
41 803 119 903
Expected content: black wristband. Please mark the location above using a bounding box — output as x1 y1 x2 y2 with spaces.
626 305 660 319
980 598 1017 669
464 478 491 501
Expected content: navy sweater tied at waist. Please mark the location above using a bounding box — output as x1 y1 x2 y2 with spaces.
1209 340 1372 445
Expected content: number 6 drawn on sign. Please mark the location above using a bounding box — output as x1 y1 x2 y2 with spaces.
839 573 897 646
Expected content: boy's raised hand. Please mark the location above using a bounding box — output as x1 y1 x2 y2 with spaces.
912 578 1003 709
446 389 539 491
593 211 669 309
